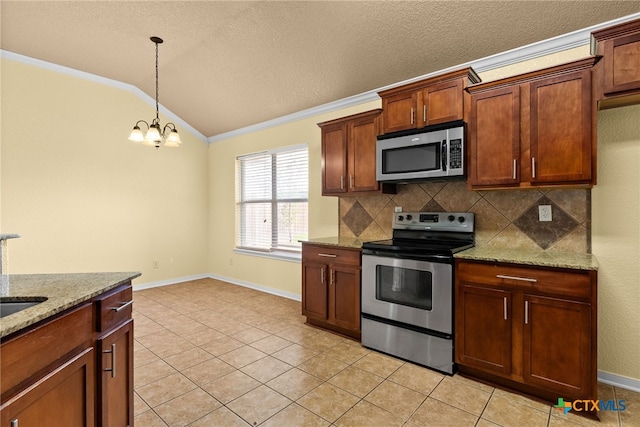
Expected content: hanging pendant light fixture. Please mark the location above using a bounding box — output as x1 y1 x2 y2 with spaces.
128 36 182 148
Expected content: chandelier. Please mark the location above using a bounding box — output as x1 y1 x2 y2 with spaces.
128 36 182 148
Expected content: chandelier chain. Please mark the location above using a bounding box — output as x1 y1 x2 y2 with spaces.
155 40 160 122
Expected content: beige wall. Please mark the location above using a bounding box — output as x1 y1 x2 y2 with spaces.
592 104 640 381
1 59 210 284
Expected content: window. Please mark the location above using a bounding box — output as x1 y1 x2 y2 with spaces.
236 144 308 255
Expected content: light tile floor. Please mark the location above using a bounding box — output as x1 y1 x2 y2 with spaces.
133 279 639 426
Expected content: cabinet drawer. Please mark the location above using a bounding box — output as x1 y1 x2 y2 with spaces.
96 285 133 333
457 261 591 298
302 244 361 266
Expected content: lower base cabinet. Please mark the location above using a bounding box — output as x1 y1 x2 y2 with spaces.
455 260 597 405
0 348 95 427
302 243 361 338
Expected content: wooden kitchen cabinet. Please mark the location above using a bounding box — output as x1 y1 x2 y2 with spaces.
0 281 134 427
468 57 598 189
302 243 361 338
592 17 640 109
318 109 394 196
96 284 134 427
378 68 480 134
455 259 597 404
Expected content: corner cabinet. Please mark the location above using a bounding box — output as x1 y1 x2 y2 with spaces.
467 57 598 189
592 17 640 109
302 243 361 339
455 259 597 405
378 68 480 134
318 109 394 196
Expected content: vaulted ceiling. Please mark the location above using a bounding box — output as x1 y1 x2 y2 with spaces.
2 1 640 137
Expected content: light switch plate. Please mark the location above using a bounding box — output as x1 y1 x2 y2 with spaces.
539 205 552 222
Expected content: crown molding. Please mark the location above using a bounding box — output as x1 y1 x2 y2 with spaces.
208 12 640 143
0 49 208 144
3 12 639 144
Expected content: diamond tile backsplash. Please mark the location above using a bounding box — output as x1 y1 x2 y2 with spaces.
338 182 591 253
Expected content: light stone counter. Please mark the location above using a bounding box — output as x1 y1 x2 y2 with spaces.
454 247 598 271
301 236 363 250
1 272 140 338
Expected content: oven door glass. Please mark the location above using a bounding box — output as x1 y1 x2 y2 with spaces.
376 265 432 310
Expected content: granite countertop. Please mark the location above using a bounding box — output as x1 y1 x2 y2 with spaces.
454 247 598 271
300 236 363 250
1 272 141 338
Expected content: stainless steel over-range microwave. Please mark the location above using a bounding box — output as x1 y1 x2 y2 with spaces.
376 122 465 183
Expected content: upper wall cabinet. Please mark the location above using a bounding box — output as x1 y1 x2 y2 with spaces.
318 109 395 196
378 68 481 135
467 57 598 190
592 17 640 109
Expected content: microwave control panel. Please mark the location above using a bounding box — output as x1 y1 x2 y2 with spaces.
449 139 463 169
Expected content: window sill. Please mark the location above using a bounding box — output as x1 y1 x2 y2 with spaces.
233 248 301 263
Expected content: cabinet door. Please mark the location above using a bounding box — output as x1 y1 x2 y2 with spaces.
381 91 418 134
529 70 592 184
0 348 95 427
422 79 464 126
455 285 513 375
523 295 592 397
603 33 640 94
330 265 361 332
321 123 348 195
98 320 134 427
348 115 380 193
468 86 521 187
302 261 329 321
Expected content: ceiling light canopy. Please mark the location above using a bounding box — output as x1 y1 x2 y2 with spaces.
128 36 182 148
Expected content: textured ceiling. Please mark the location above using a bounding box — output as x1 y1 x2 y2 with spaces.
2 1 640 138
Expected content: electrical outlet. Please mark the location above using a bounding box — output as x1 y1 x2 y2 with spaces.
538 205 552 222
394 206 402 213
153 260 159 269
229 258 233 266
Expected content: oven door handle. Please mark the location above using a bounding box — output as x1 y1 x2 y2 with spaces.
362 249 452 263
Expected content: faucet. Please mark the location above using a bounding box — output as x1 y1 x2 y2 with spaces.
1 234 21 296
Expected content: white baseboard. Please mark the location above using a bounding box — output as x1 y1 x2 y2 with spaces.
132 273 210 291
598 371 640 393
133 274 640 392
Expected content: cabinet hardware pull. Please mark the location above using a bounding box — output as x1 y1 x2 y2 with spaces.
531 157 536 179
513 159 517 180
423 105 427 122
410 108 414 124
321 267 325 283
317 253 337 258
111 300 134 312
11 419 18 427
503 297 508 320
103 343 116 378
525 301 529 324
496 274 537 283
330 269 335 285
340 175 345 190
350 174 354 189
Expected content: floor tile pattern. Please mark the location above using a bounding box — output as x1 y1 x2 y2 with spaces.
134 279 638 426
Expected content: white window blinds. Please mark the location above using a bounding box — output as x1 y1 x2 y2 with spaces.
236 145 308 252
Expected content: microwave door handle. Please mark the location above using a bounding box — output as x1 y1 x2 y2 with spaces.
441 140 447 172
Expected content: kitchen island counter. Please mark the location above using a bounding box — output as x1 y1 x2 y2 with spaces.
455 247 598 271
0 272 140 338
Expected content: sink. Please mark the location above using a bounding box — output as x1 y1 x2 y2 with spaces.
0 297 47 318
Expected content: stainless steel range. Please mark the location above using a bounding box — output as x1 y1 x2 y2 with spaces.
361 211 474 374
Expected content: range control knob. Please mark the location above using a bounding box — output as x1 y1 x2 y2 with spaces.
448 215 455 222
397 215 404 222
406 214 413 221
458 216 466 223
